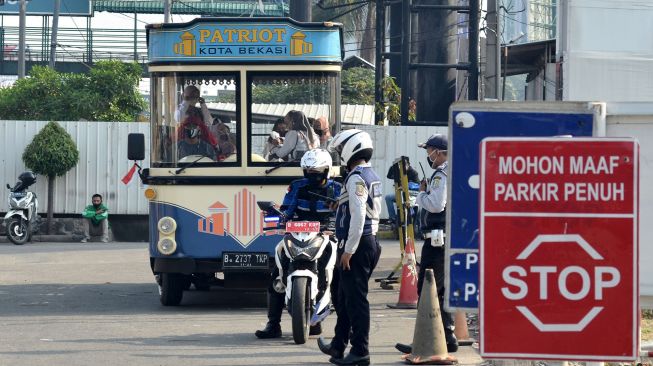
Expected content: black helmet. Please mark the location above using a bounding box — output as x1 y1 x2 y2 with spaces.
18 171 36 186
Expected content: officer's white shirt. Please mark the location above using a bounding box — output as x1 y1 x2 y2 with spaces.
416 161 447 214
344 163 381 254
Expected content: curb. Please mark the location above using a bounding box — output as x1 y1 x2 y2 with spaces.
0 234 76 243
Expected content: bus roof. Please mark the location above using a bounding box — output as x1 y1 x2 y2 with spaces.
147 17 343 65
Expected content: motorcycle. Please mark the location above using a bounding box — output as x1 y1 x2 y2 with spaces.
257 201 337 345
4 172 40 245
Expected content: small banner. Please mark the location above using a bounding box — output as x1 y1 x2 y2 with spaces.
121 163 138 185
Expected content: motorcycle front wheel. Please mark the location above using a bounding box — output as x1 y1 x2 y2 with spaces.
291 277 310 344
7 217 30 245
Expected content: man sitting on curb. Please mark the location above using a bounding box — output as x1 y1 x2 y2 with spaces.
81 194 109 243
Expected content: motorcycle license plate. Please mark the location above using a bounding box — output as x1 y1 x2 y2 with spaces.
286 221 320 233
222 252 269 270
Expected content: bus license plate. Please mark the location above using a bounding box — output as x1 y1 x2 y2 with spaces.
222 252 269 270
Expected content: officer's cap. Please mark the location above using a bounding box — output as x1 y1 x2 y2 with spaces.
418 134 448 150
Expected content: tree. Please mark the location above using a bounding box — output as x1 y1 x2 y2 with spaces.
313 1 376 63
0 61 145 121
22 122 80 234
341 67 374 104
376 76 416 125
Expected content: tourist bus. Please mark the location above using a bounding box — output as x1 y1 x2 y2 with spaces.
128 17 343 305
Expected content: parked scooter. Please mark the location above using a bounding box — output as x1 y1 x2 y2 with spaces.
257 201 337 345
4 172 39 245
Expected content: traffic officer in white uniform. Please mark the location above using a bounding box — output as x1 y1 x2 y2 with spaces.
318 129 382 366
395 133 458 355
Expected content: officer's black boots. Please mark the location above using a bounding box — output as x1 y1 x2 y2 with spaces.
309 323 322 336
255 322 282 339
255 292 284 339
445 332 459 353
393 332 459 354
330 353 370 366
317 337 344 360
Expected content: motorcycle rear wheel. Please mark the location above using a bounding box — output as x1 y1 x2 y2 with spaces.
7 217 30 245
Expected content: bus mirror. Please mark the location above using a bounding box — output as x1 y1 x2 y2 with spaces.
128 133 145 161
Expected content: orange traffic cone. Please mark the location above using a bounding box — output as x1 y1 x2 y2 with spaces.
454 311 474 346
403 269 457 365
387 237 419 309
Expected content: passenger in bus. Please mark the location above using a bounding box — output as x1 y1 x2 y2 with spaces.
177 116 217 161
255 148 342 340
213 122 237 160
268 110 319 161
174 85 213 125
263 118 289 161
314 116 332 149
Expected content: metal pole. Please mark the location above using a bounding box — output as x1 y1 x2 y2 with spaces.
164 0 171 23
484 0 499 99
290 0 311 22
400 0 410 125
468 0 479 100
49 0 61 68
374 0 385 125
496 0 502 99
133 11 138 61
502 46 508 100
17 0 26 78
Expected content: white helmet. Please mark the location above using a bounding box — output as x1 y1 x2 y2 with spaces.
300 148 332 172
328 129 373 167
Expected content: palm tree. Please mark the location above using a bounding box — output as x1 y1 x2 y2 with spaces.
313 0 376 64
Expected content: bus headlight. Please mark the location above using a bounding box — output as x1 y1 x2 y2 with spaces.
157 217 177 235
157 237 177 255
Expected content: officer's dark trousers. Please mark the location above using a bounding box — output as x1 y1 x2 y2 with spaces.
417 240 455 337
332 235 381 357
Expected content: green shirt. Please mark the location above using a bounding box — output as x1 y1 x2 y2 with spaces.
82 204 109 225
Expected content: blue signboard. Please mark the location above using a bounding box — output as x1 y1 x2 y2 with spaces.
445 102 598 311
147 20 342 63
0 0 92 16
448 252 479 308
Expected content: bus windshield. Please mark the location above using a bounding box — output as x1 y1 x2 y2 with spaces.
150 72 240 168
246 71 339 165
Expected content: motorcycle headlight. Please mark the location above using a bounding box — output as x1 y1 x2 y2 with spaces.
157 217 177 235
284 236 324 260
157 237 177 255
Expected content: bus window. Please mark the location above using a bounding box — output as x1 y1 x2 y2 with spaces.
150 72 240 167
248 72 338 164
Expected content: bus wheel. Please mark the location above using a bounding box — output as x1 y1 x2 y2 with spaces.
159 273 184 306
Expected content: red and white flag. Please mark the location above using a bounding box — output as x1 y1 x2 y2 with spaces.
121 163 138 185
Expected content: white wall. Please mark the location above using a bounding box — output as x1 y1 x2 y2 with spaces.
0 121 150 215
359 125 448 218
605 103 653 306
559 0 653 102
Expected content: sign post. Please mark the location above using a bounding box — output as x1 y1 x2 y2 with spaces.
446 102 600 311
479 137 639 361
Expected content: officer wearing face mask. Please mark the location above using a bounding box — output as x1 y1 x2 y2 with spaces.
395 133 458 356
177 116 217 161
255 148 342 339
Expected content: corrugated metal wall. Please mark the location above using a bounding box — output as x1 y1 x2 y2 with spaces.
360 125 448 218
0 121 150 215
0 121 438 218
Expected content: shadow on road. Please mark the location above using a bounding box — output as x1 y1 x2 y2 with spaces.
0 283 267 317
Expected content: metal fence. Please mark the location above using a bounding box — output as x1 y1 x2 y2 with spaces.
0 120 438 218
0 120 150 215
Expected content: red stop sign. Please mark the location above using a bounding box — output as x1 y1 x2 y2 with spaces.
480 138 639 361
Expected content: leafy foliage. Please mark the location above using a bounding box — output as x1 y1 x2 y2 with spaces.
250 67 374 105
375 76 416 125
22 121 79 177
341 67 374 105
0 61 146 121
